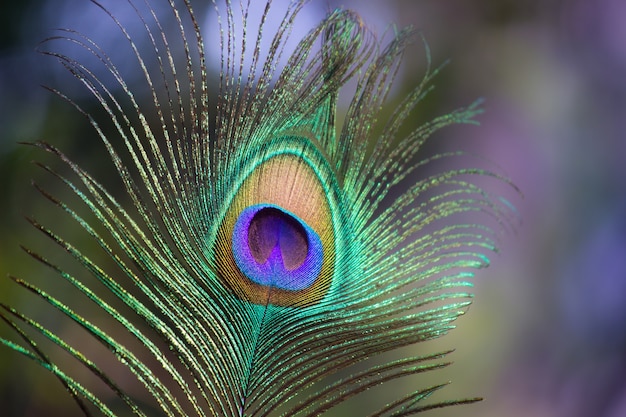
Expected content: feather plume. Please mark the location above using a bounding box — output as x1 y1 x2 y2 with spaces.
1 1 515 416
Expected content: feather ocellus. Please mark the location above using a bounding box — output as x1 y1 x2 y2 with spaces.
216 151 336 307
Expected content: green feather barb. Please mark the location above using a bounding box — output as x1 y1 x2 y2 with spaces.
1 1 515 416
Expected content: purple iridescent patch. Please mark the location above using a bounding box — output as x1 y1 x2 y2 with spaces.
231 204 323 291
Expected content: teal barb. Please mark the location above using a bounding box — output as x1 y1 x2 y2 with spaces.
0 1 515 416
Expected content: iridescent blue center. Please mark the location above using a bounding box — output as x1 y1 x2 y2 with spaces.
231 204 323 291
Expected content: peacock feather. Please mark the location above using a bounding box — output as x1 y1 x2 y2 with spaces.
1 1 515 416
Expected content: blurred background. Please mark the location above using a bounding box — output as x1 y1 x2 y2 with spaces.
1 0 625 416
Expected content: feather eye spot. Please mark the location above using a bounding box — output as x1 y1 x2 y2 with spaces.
214 153 335 306
232 204 323 291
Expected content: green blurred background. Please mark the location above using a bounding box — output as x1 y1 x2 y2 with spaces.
1 0 625 416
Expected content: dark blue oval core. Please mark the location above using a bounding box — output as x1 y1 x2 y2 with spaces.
231 204 323 291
